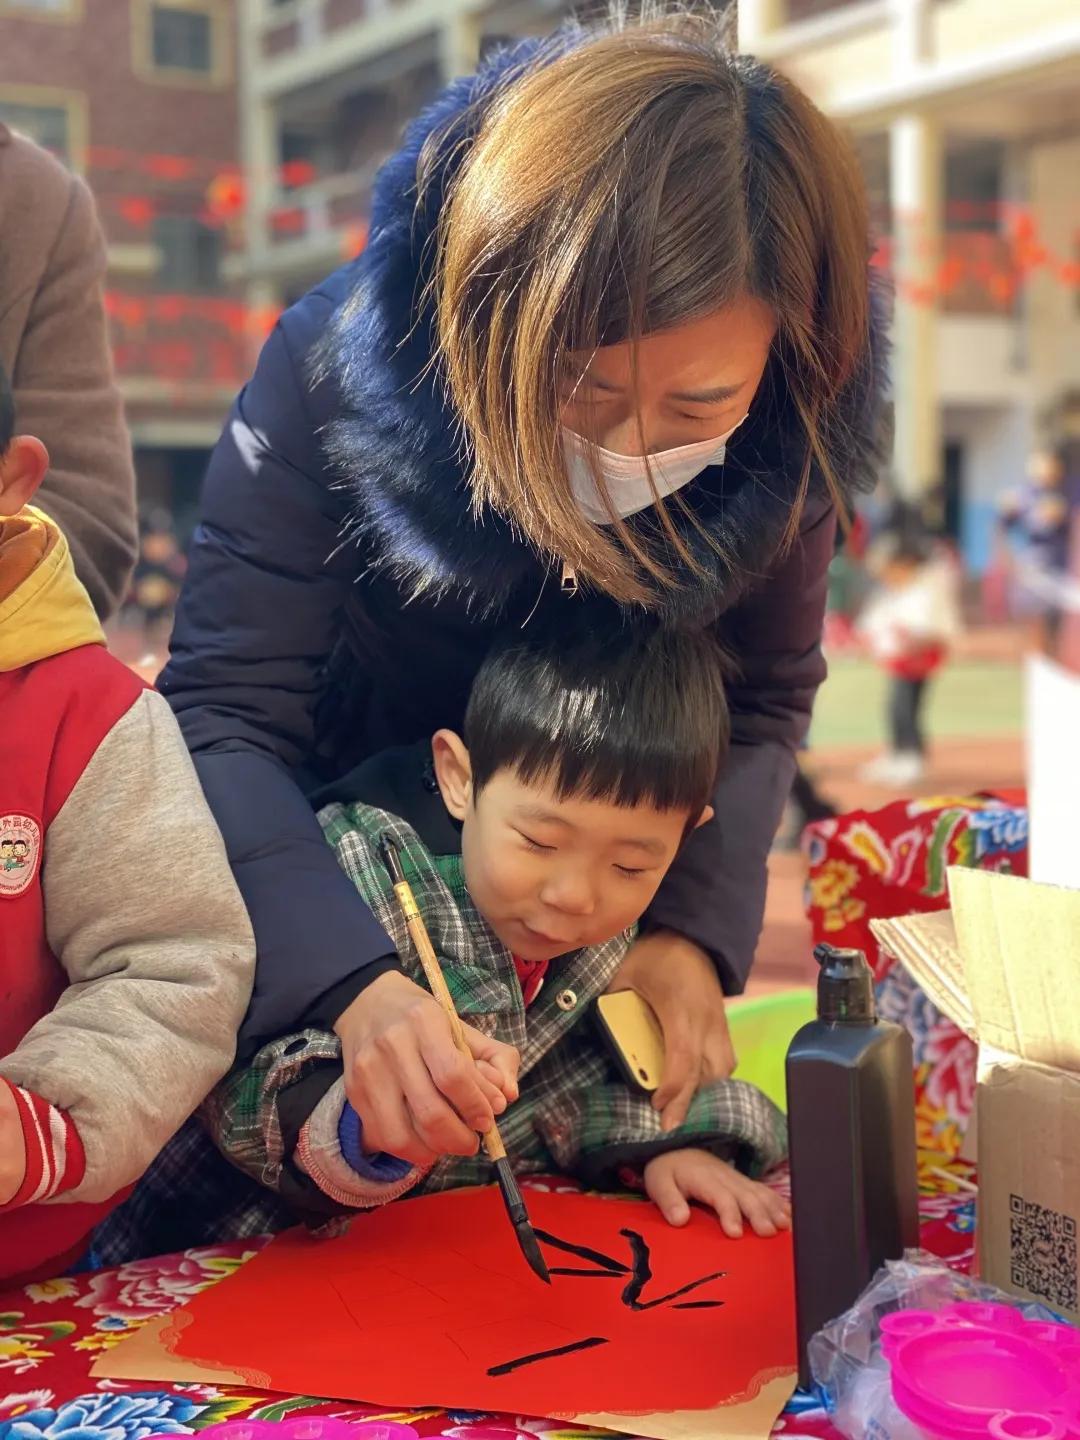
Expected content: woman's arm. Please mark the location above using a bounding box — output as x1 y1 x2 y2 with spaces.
646 495 837 992
160 284 404 1057
4 135 137 618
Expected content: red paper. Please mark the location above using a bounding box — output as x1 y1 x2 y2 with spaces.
162 1187 795 1420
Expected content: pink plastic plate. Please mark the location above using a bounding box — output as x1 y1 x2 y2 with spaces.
882 1303 1080 1440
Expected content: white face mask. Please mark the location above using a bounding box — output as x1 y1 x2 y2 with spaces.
562 415 747 524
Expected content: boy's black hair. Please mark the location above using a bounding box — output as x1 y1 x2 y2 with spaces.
0 364 13 454
465 620 730 819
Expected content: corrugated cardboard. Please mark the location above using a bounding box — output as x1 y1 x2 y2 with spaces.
874 867 1080 1324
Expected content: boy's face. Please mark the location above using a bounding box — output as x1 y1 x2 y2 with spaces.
433 733 709 963
0 435 49 517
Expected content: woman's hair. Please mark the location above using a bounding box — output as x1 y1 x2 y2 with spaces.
425 2 871 606
464 619 729 823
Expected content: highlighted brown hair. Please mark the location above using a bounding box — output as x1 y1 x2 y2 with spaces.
424 3 871 606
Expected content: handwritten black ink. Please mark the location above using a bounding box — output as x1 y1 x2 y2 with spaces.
489 1227 726 1378
619 1229 727 1311
548 1267 624 1277
535 1230 631 1274
488 1336 609 1376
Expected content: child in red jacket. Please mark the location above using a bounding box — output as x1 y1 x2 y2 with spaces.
0 366 255 1285
858 531 963 787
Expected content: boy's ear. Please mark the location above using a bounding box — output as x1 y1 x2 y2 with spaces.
431 730 473 822
0 436 50 516
693 804 715 831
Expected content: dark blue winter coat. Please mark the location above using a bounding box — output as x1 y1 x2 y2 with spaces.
161 38 889 1057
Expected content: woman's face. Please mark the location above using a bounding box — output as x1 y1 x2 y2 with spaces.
560 296 776 455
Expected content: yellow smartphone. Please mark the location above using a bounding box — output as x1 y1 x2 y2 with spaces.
593 990 666 1094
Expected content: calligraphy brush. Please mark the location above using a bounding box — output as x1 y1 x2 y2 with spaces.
379 834 551 1285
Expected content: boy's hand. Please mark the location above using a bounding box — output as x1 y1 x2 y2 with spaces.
608 930 735 1131
645 1148 791 1239
0 1081 27 1207
335 971 520 1168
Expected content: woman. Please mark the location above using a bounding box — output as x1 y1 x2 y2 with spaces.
0 124 136 618
163 9 888 1166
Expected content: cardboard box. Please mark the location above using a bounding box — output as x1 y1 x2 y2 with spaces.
873 867 1080 1324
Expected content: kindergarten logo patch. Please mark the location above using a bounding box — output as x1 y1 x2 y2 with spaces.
0 813 41 897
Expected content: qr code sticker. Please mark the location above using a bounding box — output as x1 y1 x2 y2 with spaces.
1010 1194 1078 1313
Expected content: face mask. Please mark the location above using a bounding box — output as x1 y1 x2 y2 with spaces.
562 415 747 524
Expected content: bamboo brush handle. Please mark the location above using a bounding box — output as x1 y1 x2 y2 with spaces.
393 880 507 1163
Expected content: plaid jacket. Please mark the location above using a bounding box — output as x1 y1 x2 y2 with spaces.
201 802 787 1222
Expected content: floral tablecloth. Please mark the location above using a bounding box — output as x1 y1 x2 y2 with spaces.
0 1161 976 1440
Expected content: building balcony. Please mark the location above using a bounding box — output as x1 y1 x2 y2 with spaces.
249 0 565 99
742 0 1079 127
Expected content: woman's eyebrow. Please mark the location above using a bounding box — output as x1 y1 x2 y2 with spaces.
669 382 745 404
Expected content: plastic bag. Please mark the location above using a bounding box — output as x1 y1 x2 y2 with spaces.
808 1250 1061 1439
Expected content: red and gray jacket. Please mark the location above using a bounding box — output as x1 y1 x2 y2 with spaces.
0 506 255 1285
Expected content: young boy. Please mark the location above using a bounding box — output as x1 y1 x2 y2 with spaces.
203 622 789 1239
0 365 256 1285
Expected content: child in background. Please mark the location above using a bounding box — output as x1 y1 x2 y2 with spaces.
104 623 790 1255
999 446 1073 658
858 530 963 787
0 364 256 1285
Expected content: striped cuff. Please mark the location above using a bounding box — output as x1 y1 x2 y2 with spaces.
0 1079 86 1209
295 1078 424 1210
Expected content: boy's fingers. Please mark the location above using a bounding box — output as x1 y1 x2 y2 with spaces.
464 1027 520 1101
474 1061 509 1114
647 1168 691 1227
398 1046 481 1158
417 1021 495 1136
710 1187 744 1239
731 1182 779 1238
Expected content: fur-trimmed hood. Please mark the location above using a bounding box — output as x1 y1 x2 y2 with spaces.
319 30 890 624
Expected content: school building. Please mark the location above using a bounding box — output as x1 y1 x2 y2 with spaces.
741 0 1080 570
235 0 569 317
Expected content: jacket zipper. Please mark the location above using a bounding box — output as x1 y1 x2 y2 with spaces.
560 562 578 597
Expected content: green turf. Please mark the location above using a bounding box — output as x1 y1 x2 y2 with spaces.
809 657 1023 749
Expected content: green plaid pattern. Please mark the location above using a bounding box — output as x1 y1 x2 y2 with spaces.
207 801 787 1210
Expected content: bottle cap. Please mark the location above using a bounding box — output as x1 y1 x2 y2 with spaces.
814 943 876 1024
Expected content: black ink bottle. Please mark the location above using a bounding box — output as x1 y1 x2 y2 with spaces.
786 943 920 1388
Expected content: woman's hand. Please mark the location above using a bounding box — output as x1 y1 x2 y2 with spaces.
645 1148 791 1238
0 1081 27 1207
607 929 736 1132
334 971 520 1168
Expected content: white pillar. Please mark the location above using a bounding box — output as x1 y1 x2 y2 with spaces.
889 111 942 499
440 7 481 81
238 1 281 360
890 0 932 76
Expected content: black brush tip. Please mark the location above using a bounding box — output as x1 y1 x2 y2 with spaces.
494 1158 551 1284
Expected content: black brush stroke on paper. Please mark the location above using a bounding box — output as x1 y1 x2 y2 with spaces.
487 1336 610 1376
533 1230 631 1274
489 1227 727 1378
619 1228 727 1311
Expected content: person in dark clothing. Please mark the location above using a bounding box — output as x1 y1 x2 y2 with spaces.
159 8 890 1171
